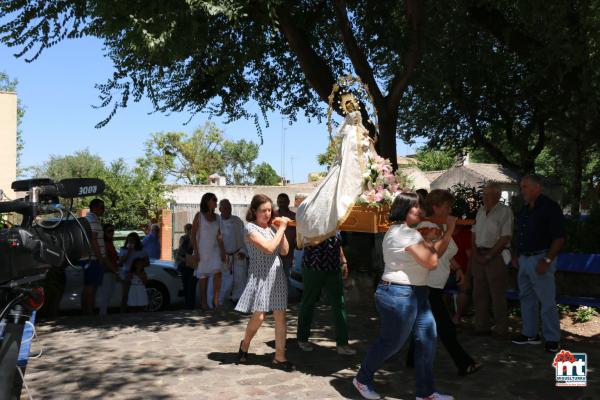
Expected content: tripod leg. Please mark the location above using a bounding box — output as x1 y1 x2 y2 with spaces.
0 319 26 400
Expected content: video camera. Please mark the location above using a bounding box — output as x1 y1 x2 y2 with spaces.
0 177 105 399
0 178 105 284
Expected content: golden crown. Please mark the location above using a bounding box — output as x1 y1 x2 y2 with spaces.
327 74 378 140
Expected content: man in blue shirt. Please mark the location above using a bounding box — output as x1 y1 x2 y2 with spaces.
143 224 161 259
511 174 565 353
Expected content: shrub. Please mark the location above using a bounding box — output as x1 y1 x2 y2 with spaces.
557 304 572 315
573 306 598 323
449 183 483 219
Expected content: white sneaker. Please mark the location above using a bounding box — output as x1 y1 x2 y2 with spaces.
297 341 314 352
417 392 455 400
353 377 381 400
336 345 357 355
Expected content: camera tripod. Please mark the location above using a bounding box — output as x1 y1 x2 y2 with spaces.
0 274 45 400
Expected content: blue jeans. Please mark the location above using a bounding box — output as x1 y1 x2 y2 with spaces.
518 254 561 341
357 283 437 398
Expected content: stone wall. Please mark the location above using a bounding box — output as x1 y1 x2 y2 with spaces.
169 183 319 208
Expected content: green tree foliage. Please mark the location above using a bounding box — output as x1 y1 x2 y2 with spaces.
449 183 483 220
31 149 168 229
140 122 261 185
221 139 260 185
564 207 600 253
30 149 105 181
0 0 425 168
317 138 340 169
398 0 560 175
253 162 280 185
139 122 225 185
535 140 600 212
415 148 456 172
397 0 600 215
0 71 25 172
100 159 168 229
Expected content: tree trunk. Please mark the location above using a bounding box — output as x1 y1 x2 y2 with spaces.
376 110 399 171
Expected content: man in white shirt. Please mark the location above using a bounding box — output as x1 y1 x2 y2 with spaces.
217 199 247 305
471 182 514 336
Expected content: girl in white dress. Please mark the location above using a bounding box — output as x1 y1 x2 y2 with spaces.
127 257 148 311
192 192 225 310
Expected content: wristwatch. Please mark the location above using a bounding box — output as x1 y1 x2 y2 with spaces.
543 257 552 263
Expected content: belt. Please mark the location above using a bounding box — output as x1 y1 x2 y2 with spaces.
476 247 492 252
521 250 547 257
380 280 411 287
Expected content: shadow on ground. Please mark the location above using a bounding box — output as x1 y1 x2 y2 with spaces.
24 299 600 399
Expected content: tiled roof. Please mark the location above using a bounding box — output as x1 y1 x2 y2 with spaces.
423 170 446 182
462 163 520 184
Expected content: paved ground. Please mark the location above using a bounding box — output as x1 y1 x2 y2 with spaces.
19 302 600 399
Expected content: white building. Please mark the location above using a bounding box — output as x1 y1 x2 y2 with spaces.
0 91 17 199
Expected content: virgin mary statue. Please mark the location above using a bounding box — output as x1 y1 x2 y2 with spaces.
296 96 377 244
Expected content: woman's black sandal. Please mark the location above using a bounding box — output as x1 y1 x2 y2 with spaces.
237 340 249 364
272 358 295 372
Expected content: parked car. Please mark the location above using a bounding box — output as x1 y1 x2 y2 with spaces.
60 259 184 312
289 248 304 292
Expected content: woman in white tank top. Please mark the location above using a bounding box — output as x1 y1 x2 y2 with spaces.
192 192 225 310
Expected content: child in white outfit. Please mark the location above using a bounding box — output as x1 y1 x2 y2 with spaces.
127 257 148 311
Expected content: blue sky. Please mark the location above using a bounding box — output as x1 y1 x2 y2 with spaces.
1 36 418 184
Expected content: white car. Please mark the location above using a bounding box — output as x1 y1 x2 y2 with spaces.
60 259 184 312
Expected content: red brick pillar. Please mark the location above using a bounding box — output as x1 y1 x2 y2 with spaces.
160 209 173 261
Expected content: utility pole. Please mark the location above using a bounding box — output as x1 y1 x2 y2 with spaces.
290 156 295 184
281 118 287 185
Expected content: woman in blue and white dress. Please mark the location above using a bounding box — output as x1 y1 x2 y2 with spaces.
235 194 292 370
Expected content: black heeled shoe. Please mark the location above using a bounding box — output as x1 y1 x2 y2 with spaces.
238 340 249 364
